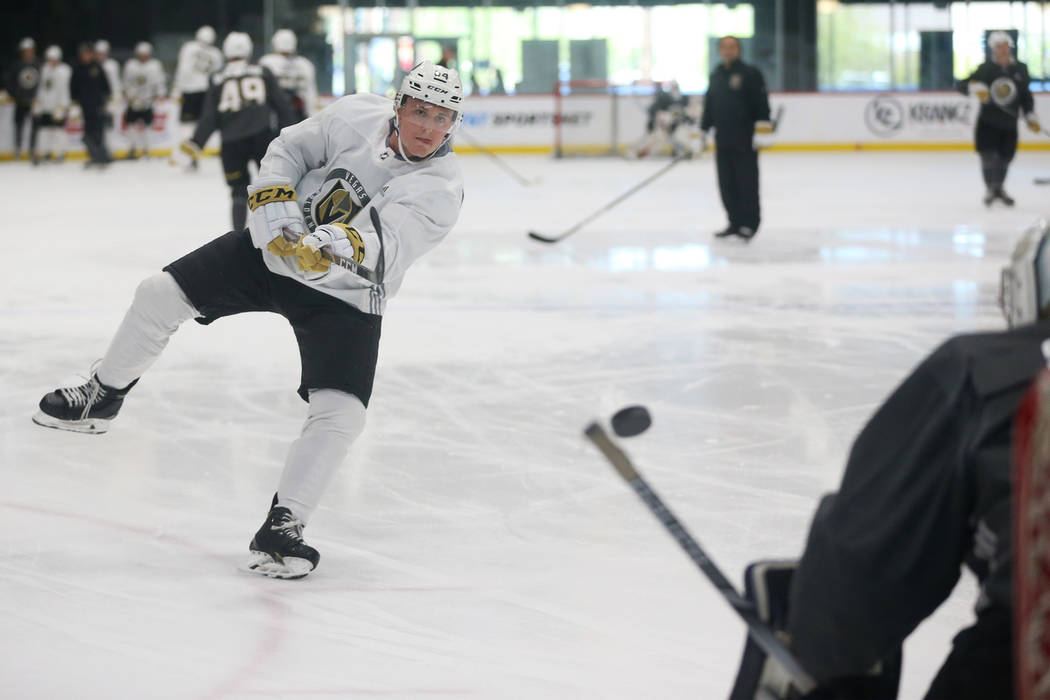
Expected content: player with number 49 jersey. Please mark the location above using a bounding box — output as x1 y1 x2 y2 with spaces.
183 32 295 230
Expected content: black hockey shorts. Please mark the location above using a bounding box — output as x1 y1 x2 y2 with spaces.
975 121 1018 162
162 229 383 406
125 108 154 126
32 113 64 128
221 131 274 193
179 91 206 123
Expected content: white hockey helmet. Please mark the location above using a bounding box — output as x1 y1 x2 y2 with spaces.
19 37 35 51
987 31 1015 49
223 32 253 61
392 60 463 159
1001 220 1050 328
135 41 152 57
94 39 110 55
272 29 296 54
196 25 217 46
45 45 62 61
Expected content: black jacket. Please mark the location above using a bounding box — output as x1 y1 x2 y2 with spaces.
956 60 1035 131
787 322 1050 688
4 59 40 106
70 60 111 112
192 62 295 146
700 60 770 149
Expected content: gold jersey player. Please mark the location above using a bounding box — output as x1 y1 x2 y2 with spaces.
32 61 465 579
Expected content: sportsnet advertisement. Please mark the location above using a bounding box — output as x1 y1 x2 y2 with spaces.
1 91 1049 159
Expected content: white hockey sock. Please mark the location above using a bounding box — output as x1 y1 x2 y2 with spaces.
96 272 198 388
277 389 366 525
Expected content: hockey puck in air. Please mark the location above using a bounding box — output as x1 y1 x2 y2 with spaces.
611 405 652 437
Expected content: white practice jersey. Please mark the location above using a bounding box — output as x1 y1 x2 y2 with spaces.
174 40 223 95
100 57 121 100
258 93 464 315
258 53 318 116
123 58 166 110
35 62 72 115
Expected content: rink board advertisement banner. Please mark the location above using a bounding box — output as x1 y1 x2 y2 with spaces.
2 91 1049 159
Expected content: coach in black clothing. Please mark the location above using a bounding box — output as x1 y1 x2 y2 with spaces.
70 43 111 166
700 36 771 241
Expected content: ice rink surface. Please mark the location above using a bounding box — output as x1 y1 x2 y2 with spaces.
2 148 1048 699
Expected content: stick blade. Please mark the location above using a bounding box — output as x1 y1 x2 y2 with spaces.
527 231 561 243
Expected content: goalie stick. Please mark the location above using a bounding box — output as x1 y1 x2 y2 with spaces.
527 153 691 244
279 207 386 286
584 421 818 695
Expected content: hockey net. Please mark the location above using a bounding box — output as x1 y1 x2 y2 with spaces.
553 79 700 158
1016 367 1050 700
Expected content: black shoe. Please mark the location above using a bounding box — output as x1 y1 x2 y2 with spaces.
33 373 138 434
714 226 739 238
245 498 320 579
736 226 756 241
983 188 996 207
996 188 1015 206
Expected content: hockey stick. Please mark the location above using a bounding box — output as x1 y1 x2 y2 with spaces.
527 153 689 244
584 422 818 695
457 129 539 186
279 207 386 286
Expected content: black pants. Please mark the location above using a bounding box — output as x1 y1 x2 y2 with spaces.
716 145 760 231
923 606 1012 700
221 131 275 230
975 121 1018 190
13 102 37 156
81 107 111 163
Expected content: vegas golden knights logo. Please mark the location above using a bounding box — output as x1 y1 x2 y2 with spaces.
315 182 360 226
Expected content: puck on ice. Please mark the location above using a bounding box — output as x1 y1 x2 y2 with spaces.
611 405 652 437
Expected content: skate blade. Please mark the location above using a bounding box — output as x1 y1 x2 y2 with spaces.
32 411 110 435
242 551 314 580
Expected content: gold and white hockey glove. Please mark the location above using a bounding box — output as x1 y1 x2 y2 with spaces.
969 81 990 103
753 120 775 150
1026 113 1042 134
295 222 378 276
246 178 306 252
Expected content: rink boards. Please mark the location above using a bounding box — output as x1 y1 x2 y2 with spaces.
1 90 1049 159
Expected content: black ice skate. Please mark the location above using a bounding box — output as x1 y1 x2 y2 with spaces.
996 188 1016 206
33 374 137 434
983 188 996 207
714 226 739 238
245 500 320 579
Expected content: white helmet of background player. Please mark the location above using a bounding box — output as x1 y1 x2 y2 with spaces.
196 25 217 46
223 32 253 61
135 42 152 58
1001 220 1050 328
272 29 296 55
19 37 36 51
45 45 62 62
987 31 1015 49
95 39 110 56
393 60 463 161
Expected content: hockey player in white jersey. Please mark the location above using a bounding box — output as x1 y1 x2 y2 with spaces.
33 60 465 580
121 42 166 159
32 46 72 164
173 25 224 154
259 29 317 122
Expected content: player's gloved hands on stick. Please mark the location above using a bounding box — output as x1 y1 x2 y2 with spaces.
295 222 377 275
969 81 990 103
1025 114 1042 134
754 120 775 150
246 178 307 252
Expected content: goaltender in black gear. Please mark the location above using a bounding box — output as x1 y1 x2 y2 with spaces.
730 220 1050 699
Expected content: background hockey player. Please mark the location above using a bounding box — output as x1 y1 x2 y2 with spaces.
179 32 295 230
957 32 1040 207
629 81 692 159
32 45 72 164
172 25 224 163
70 42 112 167
121 42 166 159
94 39 122 155
4 37 41 161
32 59 465 580
700 36 772 242
729 222 1050 699
259 29 317 123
